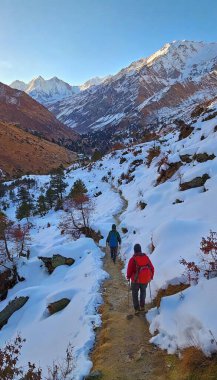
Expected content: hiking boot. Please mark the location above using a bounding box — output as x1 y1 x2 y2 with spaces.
140 306 145 312
134 308 140 315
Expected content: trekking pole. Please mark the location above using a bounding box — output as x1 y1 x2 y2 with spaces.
128 280 131 308
149 282 153 304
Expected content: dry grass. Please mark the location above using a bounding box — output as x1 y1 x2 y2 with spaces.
0 121 76 179
165 348 217 380
154 283 190 308
146 146 161 167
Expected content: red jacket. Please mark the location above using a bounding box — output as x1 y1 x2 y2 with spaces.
127 253 154 284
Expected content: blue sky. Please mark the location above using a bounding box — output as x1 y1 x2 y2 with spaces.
1 0 217 85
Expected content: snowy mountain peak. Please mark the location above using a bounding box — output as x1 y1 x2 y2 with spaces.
10 76 80 105
9 75 108 105
146 40 217 71
10 79 27 91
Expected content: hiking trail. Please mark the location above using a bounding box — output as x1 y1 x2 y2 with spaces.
88 190 173 380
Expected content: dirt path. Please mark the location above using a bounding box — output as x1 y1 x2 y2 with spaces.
87 190 217 380
88 193 172 380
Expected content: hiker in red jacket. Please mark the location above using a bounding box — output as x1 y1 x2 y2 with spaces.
127 243 154 314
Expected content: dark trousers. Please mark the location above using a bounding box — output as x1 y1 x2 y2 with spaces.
110 247 118 263
131 282 147 310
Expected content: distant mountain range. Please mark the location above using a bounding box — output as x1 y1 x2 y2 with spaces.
10 75 108 106
46 40 217 133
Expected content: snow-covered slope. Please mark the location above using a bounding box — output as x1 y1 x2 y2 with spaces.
1 97 217 376
90 98 217 356
10 76 80 106
0 173 122 379
80 76 110 91
49 40 217 133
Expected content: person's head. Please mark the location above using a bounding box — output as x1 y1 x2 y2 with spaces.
134 243 142 253
112 224 116 230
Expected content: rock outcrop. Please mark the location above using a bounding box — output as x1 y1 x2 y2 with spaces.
38 254 75 274
180 174 210 191
0 267 18 301
156 162 182 185
0 296 29 329
194 153 215 163
47 298 70 315
180 154 192 163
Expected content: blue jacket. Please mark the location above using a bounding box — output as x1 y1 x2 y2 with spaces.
106 230 121 248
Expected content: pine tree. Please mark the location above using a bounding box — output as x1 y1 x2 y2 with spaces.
36 194 47 216
17 187 30 203
0 211 13 261
69 179 87 200
0 183 6 198
16 186 34 221
9 189 16 203
16 202 32 221
45 187 56 209
92 149 103 162
50 166 68 200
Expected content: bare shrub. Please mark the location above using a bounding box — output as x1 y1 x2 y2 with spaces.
180 231 217 284
46 343 75 380
0 335 42 379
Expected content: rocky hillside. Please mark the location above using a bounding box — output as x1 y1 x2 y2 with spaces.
0 82 79 145
49 40 217 134
0 121 76 179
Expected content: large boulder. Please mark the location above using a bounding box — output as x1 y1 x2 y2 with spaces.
156 162 182 185
177 121 194 140
0 296 29 329
47 298 70 315
38 254 75 274
180 174 210 191
0 267 18 301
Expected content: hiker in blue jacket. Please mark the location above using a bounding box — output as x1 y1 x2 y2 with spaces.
106 224 121 263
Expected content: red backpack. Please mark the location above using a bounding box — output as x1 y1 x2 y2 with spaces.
133 256 153 284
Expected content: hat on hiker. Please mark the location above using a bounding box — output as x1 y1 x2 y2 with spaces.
112 224 116 230
134 243 142 253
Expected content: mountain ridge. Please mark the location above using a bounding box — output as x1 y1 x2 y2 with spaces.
48 40 217 133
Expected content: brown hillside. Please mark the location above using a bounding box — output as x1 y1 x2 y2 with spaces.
0 82 79 144
0 121 77 179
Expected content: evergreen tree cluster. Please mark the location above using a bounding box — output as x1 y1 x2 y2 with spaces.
13 165 69 220
1 167 90 224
